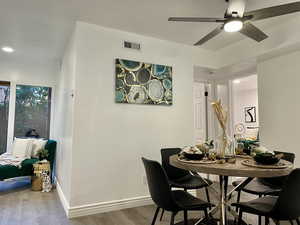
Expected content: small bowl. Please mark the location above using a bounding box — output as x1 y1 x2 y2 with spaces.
254 153 280 165
183 152 204 160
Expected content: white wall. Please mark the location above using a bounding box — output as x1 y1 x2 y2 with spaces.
0 58 58 86
60 22 217 209
258 50 300 166
233 88 259 130
54 32 76 204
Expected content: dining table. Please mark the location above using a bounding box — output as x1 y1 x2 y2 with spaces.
169 155 294 225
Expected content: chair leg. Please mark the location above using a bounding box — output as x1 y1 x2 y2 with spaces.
151 207 160 225
204 208 208 218
160 209 165 221
273 220 280 225
170 212 176 225
265 217 270 225
205 187 211 209
296 219 300 225
236 190 241 212
259 215 262 225
238 210 243 225
258 195 262 225
234 191 241 225
184 210 188 225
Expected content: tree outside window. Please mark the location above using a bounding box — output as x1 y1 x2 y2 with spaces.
0 83 10 154
14 85 52 139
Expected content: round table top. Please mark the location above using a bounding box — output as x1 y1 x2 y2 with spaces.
170 155 294 178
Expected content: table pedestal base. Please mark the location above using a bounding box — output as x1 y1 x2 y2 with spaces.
174 218 217 225
174 219 201 225
174 217 247 225
189 175 253 225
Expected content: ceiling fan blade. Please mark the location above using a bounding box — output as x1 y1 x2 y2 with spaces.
244 2 300 21
168 17 225 23
194 25 223 46
239 22 268 42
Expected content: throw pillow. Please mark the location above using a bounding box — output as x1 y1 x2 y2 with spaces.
12 138 33 158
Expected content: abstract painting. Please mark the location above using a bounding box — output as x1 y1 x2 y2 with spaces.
245 106 256 123
115 59 172 105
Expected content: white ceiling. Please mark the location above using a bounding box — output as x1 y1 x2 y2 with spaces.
0 0 299 64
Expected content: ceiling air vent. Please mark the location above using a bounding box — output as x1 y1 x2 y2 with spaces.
124 41 141 50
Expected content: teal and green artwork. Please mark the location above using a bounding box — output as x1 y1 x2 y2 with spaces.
115 59 172 105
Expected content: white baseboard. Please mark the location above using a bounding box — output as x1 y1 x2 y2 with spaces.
68 195 153 218
56 181 70 217
67 190 197 218
56 180 153 218
56 183 196 219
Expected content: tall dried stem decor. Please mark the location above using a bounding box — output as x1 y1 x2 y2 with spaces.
212 100 228 158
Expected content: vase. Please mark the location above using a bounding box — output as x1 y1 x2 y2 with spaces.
215 131 235 159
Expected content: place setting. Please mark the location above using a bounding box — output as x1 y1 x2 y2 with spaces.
241 147 291 169
177 142 217 164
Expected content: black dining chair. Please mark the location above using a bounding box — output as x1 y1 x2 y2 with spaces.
142 157 213 225
160 148 213 220
232 151 295 225
232 168 300 225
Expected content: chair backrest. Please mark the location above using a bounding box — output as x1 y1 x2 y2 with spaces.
261 151 295 186
142 157 177 211
161 148 189 180
271 168 300 220
274 151 295 163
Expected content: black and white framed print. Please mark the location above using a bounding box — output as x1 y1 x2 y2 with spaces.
245 106 256 123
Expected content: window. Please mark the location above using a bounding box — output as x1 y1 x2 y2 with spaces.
0 81 10 154
14 85 52 139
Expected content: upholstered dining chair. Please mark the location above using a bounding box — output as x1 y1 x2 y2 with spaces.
160 148 213 220
142 157 213 225
232 168 300 225
232 151 295 225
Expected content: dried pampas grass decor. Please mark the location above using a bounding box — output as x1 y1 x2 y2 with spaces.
212 100 228 159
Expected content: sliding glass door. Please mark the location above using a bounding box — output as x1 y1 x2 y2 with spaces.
0 83 52 153
0 81 10 154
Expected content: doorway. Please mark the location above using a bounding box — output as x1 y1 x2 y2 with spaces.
193 81 215 145
231 75 259 140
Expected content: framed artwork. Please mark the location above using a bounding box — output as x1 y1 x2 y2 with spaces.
115 59 172 105
245 106 256 123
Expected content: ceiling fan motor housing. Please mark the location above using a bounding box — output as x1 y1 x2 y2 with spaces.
226 0 246 17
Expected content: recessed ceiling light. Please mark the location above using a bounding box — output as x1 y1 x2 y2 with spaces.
233 80 241 84
224 20 243 33
2 46 14 53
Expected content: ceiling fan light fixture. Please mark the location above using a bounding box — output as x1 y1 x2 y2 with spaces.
224 19 243 32
1 46 14 53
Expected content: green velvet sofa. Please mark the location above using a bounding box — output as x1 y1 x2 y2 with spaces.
0 140 56 181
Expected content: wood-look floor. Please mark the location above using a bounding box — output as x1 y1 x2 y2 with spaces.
0 178 262 225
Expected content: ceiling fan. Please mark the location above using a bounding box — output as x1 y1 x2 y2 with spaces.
168 0 300 46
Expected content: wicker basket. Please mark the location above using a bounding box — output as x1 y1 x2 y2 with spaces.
32 161 51 191
33 161 50 177
31 176 42 191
